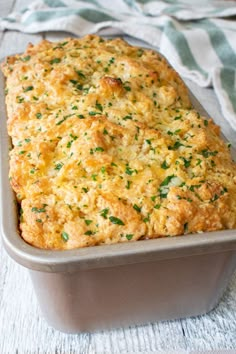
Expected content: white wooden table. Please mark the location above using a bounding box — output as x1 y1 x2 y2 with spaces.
1 1 236 353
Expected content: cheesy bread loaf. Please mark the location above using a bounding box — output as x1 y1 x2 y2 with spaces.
2 35 236 249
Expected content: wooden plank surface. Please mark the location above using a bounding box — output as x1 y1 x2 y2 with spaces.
0 1 236 353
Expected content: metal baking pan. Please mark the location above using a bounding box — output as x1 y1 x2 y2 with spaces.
1 59 236 333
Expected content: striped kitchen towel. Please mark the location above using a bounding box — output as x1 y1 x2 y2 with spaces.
1 0 236 131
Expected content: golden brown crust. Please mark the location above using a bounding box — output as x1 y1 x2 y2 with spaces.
2 35 236 250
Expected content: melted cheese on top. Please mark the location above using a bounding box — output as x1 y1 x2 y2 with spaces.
2 35 236 249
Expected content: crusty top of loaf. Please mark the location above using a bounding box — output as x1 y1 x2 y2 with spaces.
2 35 236 249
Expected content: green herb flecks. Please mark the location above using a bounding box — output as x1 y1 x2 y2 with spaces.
161 160 169 169
154 204 161 209
109 216 125 225
90 146 105 154
89 111 101 116
126 234 133 240
123 115 132 121
160 175 176 186
125 165 137 176
31 205 47 213
133 204 141 213
95 101 103 112
201 149 218 158
137 49 144 57
36 113 42 119
159 175 181 199
56 113 74 125
54 162 64 170
100 208 109 219
23 86 34 92
61 231 69 242
84 230 94 236
50 58 61 64
180 156 191 168
17 96 24 103
125 180 132 189
21 55 31 62
168 141 184 150
76 70 86 79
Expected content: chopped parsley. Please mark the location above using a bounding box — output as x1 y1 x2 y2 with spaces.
154 204 161 209
125 165 136 175
95 101 103 112
36 113 42 119
180 156 191 168
124 85 131 91
125 180 132 189
95 146 104 152
196 158 202 166
23 86 34 92
76 70 86 79
90 146 104 154
17 96 24 103
126 234 133 240
161 160 169 169
61 231 69 242
50 58 61 64
159 174 180 199
54 162 64 170
89 111 101 116
174 115 182 120
137 49 144 57
100 208 109 219
168 141 184 150
123 115 132 121
31 206 47 213
56 113 74 125
103 128 109 135
160 174 176 186
133 204 141 212
109 216 125 225
145 139 152 145
22 55 31 62
109 57 115 64
201 149 218 158
85 230 94 236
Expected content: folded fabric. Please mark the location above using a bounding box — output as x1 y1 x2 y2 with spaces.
1 0 236 130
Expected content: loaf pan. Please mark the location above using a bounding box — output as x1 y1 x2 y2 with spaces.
1 64 236 333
